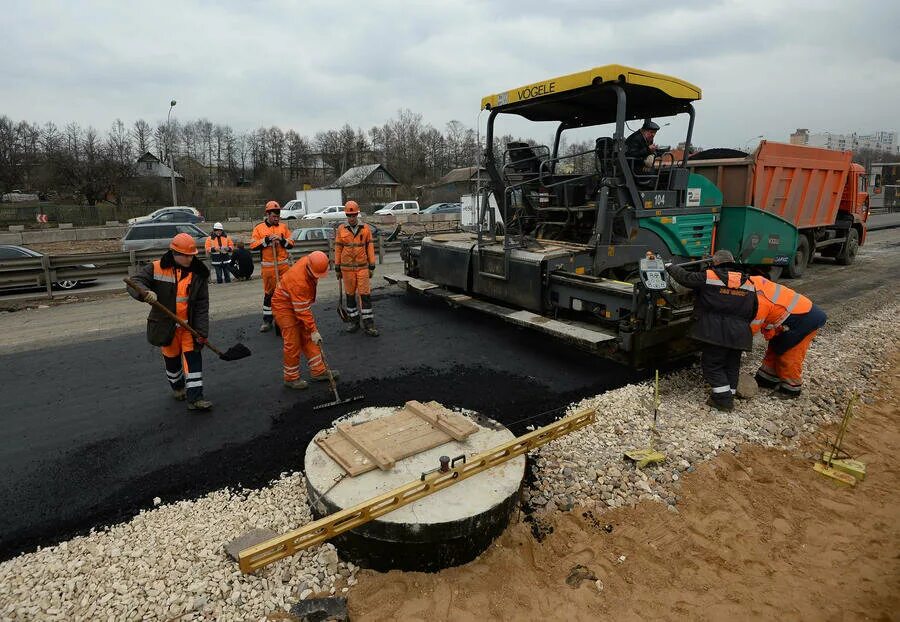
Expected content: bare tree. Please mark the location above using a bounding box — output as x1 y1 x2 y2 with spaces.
132 119 152 155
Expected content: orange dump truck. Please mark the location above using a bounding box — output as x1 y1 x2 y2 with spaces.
688 141 869 277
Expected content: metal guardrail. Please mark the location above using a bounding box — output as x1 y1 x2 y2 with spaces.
0 235 402 299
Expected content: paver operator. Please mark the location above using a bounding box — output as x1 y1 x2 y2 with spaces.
624 119 660 173
662 250 758 412
204 222 234 284
334 200 379 336
271 250 340 389
251 201 295 333
748 275 827 397
127 233 213 411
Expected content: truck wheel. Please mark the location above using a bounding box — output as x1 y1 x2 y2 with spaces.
835 228 859 265
785 235 809 279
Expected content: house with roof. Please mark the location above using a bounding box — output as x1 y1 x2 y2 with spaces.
325 163 400 208
135 152 183 180
422 166 487 204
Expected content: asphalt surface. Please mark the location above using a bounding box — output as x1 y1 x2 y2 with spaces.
1 229 897 561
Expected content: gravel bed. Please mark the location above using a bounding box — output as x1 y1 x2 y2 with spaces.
0 299 896 621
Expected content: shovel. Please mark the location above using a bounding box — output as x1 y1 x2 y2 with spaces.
124 277 251 362
313 345 364 411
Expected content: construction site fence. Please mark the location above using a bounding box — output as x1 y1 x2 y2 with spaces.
0 236 400 300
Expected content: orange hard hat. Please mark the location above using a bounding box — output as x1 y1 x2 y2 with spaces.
265 200 281 212
344 200 360 215
170 233 198 255
307 250 330 279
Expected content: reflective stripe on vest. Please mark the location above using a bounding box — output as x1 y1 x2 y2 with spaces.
153 260 193 320
706 269 755 292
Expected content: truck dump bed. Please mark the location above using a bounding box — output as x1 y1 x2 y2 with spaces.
688 141 852 229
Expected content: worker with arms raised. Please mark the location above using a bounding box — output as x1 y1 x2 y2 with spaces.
250 201 294 332
335 200 379 336
661 249 758 412
748 275 827 397
127 233 213 411
271 250 340 389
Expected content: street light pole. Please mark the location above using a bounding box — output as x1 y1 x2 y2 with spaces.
744 134 764 152
167 100 178 206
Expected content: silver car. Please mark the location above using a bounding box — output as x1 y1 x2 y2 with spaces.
122 222 208 252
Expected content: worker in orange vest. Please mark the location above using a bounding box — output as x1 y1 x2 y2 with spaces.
127 233 213 411
204 222 234 284
748 275 827 397
250 201 295 332
271 250 340 389
335 200 378 336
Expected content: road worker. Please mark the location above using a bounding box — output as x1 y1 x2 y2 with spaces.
624 119 660 174
127 233 213 411
663 250 758 412
205 222 234 284
271 250 340 389
748 275 827 397
250 201 294 332
335 200 379 336
229 239 254 281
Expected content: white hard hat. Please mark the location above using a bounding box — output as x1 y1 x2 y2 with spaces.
213 222 223 230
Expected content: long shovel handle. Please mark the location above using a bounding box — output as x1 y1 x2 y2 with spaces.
317 345 341 402
123 277 225 357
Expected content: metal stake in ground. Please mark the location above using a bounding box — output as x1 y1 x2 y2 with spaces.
814 393 866 484
313 345 364 411
123 277 251 362
623 369 666 468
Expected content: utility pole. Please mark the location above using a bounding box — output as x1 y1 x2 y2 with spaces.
167 100 178 206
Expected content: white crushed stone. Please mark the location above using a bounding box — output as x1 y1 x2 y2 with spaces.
0 300 896 620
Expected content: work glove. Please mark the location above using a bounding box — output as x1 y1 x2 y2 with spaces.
142 290 157 304
264 235 272 246
281 235 288 246
195 336 207 349
310 331 322 345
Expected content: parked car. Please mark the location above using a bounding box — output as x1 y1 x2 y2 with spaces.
122 222 208 252
301 205 347 222
280 199 317 220
374 200 420 215
127 206 202 225
0 244 98 291
292 226 335 242
422 202 462 215
146 211 204 224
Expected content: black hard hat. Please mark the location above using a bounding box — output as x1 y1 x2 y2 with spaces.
642 119 660 131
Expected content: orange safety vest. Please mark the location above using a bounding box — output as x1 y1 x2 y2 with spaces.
205 234 234 263
273 256 319 334
250 221 293 267
705 269 757 292
748 276 812 335
153 260 193 321
334 223 375 270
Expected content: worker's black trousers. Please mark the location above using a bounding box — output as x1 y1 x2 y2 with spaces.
701 345 742 407
164 350 203 402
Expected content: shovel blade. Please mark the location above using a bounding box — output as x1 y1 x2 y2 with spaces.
219 343 252 361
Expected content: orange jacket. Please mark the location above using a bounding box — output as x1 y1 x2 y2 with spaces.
274 255 319 334
334 223 375 273
748 276 812 339
250 220 294 267
204 234 234 263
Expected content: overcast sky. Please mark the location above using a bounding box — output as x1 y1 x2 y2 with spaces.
3 0 898 150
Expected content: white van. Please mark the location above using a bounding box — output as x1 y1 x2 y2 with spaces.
280 199 313 220
374 200 419 215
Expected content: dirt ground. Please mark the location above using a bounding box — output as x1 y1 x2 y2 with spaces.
349 353 900 621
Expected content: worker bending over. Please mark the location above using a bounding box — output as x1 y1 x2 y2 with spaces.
664 250 757 412
127 233 213 411
335 200 379 336
749 275 826 397
250 201 294 332
205 222 234 284
272 250 340 389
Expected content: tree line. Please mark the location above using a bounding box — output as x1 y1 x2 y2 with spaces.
0 110 499 206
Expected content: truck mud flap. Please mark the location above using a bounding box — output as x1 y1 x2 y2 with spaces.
384 273 618 351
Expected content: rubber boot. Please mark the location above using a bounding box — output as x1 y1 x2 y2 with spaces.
311 369 340 382
172 388 186 402
776 383 801 399
283 379 309 390
754 371 779 389
346 320 360 333
187 399 213 411
259 321 272 333
705 395 734 412
363 319 379 337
